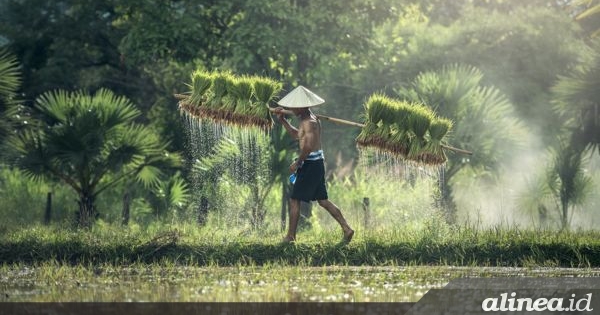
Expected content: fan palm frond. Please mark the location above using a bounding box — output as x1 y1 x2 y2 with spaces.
0 49 20 105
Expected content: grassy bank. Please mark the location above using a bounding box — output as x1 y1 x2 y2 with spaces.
2 223 600 267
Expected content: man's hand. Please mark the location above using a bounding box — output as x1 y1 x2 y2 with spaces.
289 159 302 173
273 107 286 122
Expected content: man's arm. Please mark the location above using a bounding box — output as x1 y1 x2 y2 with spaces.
278 115 299 139
273 107 300 139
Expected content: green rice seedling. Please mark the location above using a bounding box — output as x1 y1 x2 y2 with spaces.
428 117 452 142
394 103 413 132
405 106 434 160
356 121 378 145
252 76 282 105
218 76 239 121
250 77 281 129
365 94 394 125
230 76 254 125
388 124 412 157
190 70 213 106
249 102 275 130
209 72 231 109
408 136 424 160
361 94 398 150
381 100 403 126
408 105 434 140
421 117 453 164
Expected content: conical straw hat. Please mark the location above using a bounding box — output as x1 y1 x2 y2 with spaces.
277 85 325 108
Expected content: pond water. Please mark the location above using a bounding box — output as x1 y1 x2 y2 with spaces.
1 266 599 302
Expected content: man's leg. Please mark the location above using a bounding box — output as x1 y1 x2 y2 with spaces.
317 199 354 243
284 198 301 242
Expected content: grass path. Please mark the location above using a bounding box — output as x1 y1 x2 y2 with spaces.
2 224 600 267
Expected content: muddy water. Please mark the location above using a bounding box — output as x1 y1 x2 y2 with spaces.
2 266 599 302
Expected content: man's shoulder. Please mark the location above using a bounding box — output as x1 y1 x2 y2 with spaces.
301 116 319 125
300 118 319 130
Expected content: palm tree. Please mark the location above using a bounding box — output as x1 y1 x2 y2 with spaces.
397 64 527 222
0 49 21 147
545 40 599 230
7 89 180 228
517 143 593 230
547 142 593 230
552 40 600 156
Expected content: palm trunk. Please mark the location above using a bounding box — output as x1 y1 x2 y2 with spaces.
122 190 131 226
44 192 52 225
197 196 209 225
77 191 95 228
438 171 457 225
561 198 569 231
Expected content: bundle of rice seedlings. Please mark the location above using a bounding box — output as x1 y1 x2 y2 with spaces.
356 121 378 146
230 76 254 125
420 117 453 164
356 93 453 165
405 105 432 159
357 94 395 150
250 76 282 130
394 103 413 133
408 105 434 139
365 94 393 125
209 72 231 109
429 117 452 142
190 70 213 106
388 124 411 157
253 76 282 105
218 76 239 121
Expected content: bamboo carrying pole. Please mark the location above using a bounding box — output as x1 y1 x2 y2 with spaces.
269 108 473 156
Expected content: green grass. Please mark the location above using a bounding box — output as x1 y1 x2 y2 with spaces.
2 223 600 267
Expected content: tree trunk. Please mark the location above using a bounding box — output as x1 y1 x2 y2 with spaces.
561 199 569 230
122 190 131 226
44 192 52 225
77 192 96 228
538 205 548 228
280 180 289 231
197 196 209 225
438 175 457 225
251 184 263 229
362 197 370 230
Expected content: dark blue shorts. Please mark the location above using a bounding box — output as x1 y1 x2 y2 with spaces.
291 159 328 202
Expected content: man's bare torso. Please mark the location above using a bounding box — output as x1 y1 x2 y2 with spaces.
298 113 322 153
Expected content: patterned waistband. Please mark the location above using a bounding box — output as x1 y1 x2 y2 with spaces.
305 150 324 161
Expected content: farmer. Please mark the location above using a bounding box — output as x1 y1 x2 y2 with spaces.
273 86 354 244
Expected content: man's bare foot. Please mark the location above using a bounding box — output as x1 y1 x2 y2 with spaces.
343 229 354 244
281 236 296 244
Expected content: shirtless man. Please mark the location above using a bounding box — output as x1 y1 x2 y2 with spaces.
274 106 354 243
